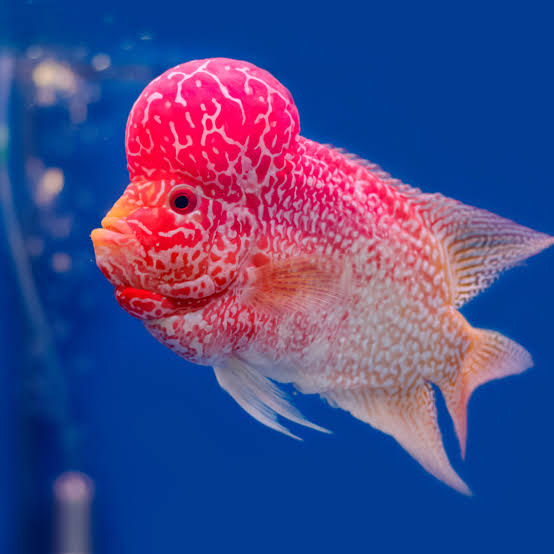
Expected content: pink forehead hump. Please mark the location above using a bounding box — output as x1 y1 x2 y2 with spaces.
125 58 300 186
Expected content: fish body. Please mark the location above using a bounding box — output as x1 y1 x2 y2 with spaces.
91 58 553 494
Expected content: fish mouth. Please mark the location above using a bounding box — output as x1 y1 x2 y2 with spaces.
101 216 133 235
91 218 220 301
90 217 136 248
90 227 134 247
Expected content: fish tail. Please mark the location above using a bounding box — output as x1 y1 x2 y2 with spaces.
324 327 532 493
438 327 533 459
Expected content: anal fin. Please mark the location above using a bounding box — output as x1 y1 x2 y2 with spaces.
214 357 330 440
438 328 532 458
327 383 471 495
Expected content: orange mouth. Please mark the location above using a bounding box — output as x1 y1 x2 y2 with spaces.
91 220 219 302
90 215 136 248
91 190 139 248
91 195 229 304
90 210 141 290
101 216 133 234
90 227 135 248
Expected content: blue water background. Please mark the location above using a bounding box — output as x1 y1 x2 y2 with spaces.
3 1 554 552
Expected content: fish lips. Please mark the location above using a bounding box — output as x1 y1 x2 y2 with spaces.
91 228 138 287
91 219 218 301
91 216 146 288
91 217 136 249
90 228 136 249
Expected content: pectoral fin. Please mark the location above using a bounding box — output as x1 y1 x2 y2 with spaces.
214 357 330 440
326 383 471 495
247 255 351 316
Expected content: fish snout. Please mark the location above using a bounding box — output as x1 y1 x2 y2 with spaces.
102 193 138 221
91 190 140 249
100 216 133 236
91 216 136 249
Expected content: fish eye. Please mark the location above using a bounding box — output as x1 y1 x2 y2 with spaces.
169 185 197 214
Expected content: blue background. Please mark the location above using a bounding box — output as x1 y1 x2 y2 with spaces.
3 1 554 552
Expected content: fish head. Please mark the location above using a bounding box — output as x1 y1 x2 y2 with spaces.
91 58 300 317
91 176 252 303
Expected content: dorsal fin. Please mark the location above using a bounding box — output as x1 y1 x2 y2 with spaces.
214 357 330 440
401 191 554 307
327 145 553 307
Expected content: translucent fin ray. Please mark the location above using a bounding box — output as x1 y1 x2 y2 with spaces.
214 357 330 440
248 256 351 316
327 383 471 494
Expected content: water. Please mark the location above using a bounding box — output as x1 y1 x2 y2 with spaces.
2 1 554 552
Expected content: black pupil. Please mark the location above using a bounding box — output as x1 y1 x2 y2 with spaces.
174 194 190 210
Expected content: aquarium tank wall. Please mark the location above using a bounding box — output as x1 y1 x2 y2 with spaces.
2 1 554 553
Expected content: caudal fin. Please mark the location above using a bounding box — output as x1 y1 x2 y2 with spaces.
325 329 532 493
437 329 533 458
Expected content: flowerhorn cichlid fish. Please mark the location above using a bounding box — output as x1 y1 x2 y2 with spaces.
91 58 553 494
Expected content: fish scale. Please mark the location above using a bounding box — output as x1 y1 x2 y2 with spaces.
91 57 553 494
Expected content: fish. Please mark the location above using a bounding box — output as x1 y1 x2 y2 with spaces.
91 57 553 494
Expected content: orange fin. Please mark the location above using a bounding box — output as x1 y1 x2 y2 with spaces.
214 357 330 440
248 255 351 316
404 191 554 307
438 329 532 458
327 383 471 494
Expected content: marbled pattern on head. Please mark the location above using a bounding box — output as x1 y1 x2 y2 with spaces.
126 58 300 198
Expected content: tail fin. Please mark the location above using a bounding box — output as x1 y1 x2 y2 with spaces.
325 330 532 493
438 329 533 458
